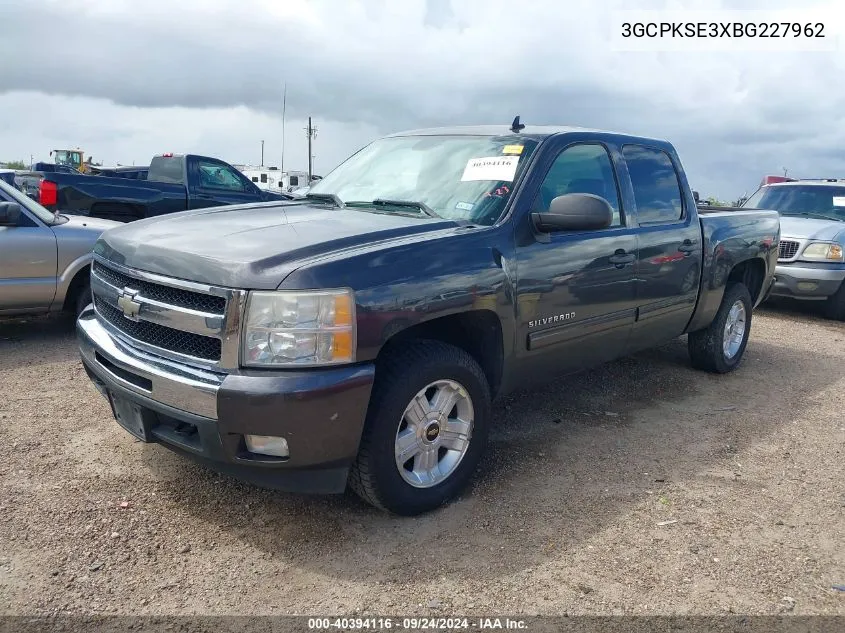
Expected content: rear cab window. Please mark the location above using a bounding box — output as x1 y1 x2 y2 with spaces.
148 157 185 184
622 145 684 225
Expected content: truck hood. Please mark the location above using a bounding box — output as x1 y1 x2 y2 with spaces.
94 201 460 289
53 213 121 236
779 215 845 241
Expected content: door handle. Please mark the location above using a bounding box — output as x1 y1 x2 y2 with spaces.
609 249 635 267
678 239 696 255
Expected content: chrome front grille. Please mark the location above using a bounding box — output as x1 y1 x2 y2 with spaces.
92 261 226 313
90 257 246 369
93 296 222 361
778 240 800 260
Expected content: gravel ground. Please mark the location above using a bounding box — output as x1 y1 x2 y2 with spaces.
1 302 843 617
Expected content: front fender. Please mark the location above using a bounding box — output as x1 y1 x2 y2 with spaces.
54 252 93 308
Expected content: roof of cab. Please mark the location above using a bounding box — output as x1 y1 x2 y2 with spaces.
385 124 672 147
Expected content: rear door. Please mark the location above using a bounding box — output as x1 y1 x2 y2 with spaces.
187 157 267 209
621 145 702 352
513 139 639 382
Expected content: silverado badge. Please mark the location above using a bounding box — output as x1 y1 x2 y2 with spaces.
528 312 575 329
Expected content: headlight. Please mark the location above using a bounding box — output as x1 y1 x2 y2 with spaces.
242 289 355 367
801 242 844 262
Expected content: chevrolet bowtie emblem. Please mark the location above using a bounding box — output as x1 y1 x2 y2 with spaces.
117 289 142 321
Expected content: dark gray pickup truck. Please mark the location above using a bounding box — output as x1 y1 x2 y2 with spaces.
77 122 780 515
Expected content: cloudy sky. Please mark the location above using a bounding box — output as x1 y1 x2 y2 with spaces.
1 0 843 200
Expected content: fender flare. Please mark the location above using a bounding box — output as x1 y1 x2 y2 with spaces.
54 253 93 308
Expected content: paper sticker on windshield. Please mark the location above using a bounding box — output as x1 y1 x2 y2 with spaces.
502 144 524 155
461 156 519 182
833 196 845 207
455 201 474 211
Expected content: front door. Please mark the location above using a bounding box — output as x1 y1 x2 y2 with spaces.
0 208 57 312
513 140 638 385
620 144 702 352
188 157 267 209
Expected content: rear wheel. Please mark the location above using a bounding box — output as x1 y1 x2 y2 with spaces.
688 282 753 374
349 340 491 515
823 280 845 321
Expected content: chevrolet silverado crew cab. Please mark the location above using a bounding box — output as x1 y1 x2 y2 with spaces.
77 122 780 515
742 177 845 320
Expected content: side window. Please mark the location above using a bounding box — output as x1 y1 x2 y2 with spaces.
533 144 622 227
622 145 683 224
289 175 299 187
260 173 267 183
196 161 247 192
251 176 258 182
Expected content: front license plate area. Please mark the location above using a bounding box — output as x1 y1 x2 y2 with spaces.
109 393 153 442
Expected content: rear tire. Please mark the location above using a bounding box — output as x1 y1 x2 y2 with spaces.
688 282 753 374
823 281 845 321
349 340 491 515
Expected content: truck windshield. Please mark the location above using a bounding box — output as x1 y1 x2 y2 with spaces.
0 180 58 225
744 184 845 222
308 135 540 225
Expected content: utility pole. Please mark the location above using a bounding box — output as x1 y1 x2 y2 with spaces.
261 140 265 167
306 117 317 182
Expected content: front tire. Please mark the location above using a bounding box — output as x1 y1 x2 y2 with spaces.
349 340 491 515
688 282 753 374
74 284 92 317
823 280 845 321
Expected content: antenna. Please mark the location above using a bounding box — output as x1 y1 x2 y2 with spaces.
510 115 525 133
281 83 287 173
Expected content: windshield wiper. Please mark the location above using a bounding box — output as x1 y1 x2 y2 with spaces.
304 192 345 208
371 198 441 218
781 212 843 222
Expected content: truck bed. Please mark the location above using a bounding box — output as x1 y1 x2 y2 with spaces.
685 208 780 333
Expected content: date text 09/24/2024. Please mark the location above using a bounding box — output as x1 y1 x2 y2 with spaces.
308 618 527 630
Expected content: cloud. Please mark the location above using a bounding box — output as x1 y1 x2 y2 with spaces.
1 0 844 200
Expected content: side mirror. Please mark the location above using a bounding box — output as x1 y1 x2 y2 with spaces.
531 193 613 233
0 202 22 226
693 190 700 203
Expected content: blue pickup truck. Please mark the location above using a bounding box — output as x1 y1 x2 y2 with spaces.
17 153 291 222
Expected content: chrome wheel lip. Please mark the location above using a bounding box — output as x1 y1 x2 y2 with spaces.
394 379 474 489
723 299 747 359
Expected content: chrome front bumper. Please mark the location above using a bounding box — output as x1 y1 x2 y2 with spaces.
770 263 845 300
77 306 223 419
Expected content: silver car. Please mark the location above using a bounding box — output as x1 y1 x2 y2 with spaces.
0 180 120 317
743 178 845 320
